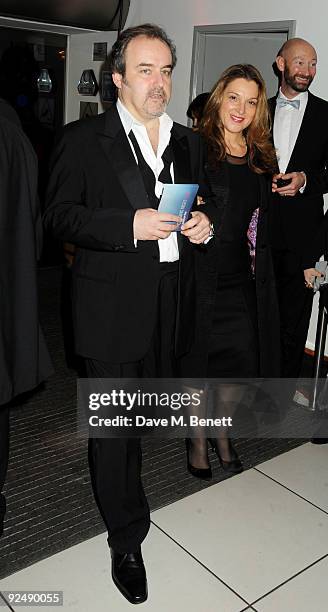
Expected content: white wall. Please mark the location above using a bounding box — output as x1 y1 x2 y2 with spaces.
132 0 328 124
65 31 117 124
65 0 328 125
64 0 143 124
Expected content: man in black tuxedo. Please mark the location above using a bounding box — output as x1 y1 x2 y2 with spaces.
44 24 212 604
269 38 328 380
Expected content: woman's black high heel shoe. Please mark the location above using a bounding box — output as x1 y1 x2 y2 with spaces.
208 438 243 475
186 439 212 480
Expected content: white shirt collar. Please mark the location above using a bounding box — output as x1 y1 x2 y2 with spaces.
116 98 173 137
278 87 308 105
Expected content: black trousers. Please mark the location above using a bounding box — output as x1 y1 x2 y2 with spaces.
85 263 178 553
273 249 314 378
0 404 9 535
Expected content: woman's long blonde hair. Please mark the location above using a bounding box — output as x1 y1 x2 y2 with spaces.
200 64 277 174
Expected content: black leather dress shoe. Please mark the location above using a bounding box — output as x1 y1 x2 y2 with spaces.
111 548 148 604
311 437 328 445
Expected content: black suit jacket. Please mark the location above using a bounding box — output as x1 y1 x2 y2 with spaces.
44 105 211 363
269 92 328 254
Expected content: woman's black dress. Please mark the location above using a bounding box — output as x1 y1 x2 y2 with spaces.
180 152 281 379
207 153 259 377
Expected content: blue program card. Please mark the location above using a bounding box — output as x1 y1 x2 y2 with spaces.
158 183 199 230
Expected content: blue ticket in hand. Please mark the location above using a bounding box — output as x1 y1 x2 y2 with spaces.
158 183 199 230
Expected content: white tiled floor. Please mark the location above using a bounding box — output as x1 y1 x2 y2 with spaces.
256 556 328 612
255 442 328 512
0 442 327 612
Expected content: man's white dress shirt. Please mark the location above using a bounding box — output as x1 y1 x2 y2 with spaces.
117 99 179 262
273 88 308 188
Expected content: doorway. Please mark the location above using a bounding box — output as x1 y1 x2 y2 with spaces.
189 20 296 110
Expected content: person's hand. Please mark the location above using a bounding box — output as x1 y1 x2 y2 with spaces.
304 267 323 288
181 211 211 244
272 172 306 196
133 208 181 240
